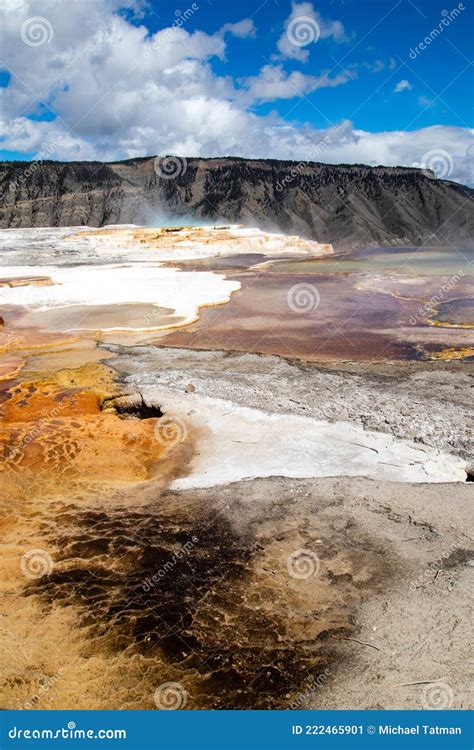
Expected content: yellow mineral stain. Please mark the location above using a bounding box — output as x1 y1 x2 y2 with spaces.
0 360 192 501
428 318 474 329
0 276 54 289
71 225 333 257
0 338 193 710
425 346 474 361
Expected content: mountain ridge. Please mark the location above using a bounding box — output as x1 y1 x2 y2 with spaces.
1 156 472 249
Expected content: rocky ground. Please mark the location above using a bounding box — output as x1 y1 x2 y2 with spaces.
165 474 473 711
1 340 473 711
106 345 474 464
0 225 472 711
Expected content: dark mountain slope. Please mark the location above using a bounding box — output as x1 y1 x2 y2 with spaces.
1 156 472 248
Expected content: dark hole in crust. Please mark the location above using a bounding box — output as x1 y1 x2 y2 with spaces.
466 471 474 482
101 393 163 420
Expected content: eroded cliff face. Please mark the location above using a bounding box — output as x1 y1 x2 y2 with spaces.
1 156 473 248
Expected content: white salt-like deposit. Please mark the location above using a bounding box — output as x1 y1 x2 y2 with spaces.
0 263 240 331
0 224 331 332
142 390 468 487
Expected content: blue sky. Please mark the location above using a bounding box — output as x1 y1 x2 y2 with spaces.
136 0 473 131
0 0 472 183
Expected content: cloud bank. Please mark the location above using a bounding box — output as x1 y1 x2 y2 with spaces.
0 0 472 185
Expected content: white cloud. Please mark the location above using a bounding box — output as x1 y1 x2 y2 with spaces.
418 95 435 108
220 19 256 38
0 0 471 186
394 79 413 93
371 59 384 73
276 1 348 63
241 65 355 104
363 59 387 73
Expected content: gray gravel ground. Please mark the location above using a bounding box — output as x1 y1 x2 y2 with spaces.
105 345 473 463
